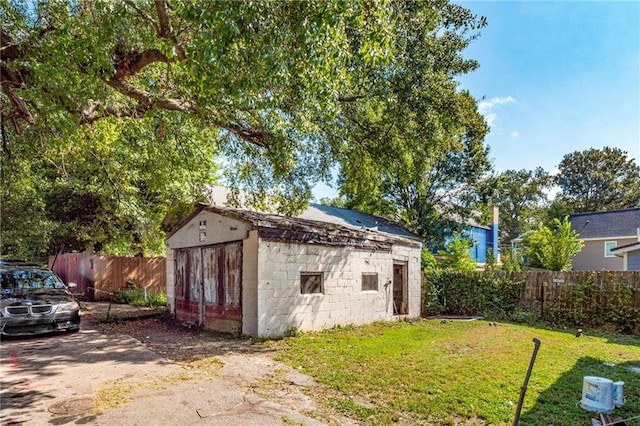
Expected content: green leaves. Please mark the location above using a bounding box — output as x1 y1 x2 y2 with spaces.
522 217 583 271
483 167 553 245
556 147 640 213
2 0 489 257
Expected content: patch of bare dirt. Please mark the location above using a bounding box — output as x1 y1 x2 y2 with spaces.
83 312 269 362
83 311 360 425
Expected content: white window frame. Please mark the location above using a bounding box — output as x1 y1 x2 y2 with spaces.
604 241 617 258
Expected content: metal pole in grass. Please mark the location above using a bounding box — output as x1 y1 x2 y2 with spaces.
513 337 541 426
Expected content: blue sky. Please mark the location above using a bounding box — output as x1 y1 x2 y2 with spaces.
458 0 640 174
314 1 640 200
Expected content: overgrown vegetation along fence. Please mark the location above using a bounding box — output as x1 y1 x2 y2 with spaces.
49 252 166 301
424 270 640 334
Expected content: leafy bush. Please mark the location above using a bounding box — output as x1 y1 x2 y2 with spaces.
114 287 167 308
440 235 475 271
544 279 639 334
500 247 524 272
423 270 525 318
420 248 439 270
424 270 640 335
522 217 582 271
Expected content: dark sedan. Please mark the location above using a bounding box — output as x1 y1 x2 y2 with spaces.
0 261 80 336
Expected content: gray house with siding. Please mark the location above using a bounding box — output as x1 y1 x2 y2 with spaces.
610 241 640 271
165 204 423 337
570 208 640 271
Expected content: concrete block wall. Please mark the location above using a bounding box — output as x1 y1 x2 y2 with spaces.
242 230 259 335
256 240 421 337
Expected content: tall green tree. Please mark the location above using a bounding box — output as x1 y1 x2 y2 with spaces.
485 167 552 246
522 217 583 271
555 147 640 213
334 2 490 245
1 0 488 257
1 116 218 260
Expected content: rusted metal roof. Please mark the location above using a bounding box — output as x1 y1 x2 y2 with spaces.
197 204 422 250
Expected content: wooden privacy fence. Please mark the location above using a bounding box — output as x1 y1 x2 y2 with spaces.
49 252 166 301
509 270 640 313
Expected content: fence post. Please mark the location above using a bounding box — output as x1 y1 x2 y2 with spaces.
539 277 545 319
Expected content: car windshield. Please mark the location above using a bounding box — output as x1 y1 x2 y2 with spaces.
1 270 66 297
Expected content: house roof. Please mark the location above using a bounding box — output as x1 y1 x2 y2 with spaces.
300 203 419 240
569 208 640 239
201 185 421 241
610 241 640 256
170 204 422 250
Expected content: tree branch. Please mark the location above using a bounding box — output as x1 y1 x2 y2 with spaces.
105 78 196 112
223 121 271 150
122 0 160 33
79 100 151 124
113 49 171 79
1 112 10 158
155 0 186 60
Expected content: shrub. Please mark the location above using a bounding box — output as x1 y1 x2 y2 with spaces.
544 278 639 334
420 248 439 270
423 270 525 318
424 270 639 335
500 247 524 272
114 287 167 308
440 235 475 271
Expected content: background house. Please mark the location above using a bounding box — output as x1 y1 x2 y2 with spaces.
570 208 640 271
436 206 499 266
165 204 422 337
610 241 640 271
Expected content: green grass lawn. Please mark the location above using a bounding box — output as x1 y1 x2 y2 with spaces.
270 320 640 425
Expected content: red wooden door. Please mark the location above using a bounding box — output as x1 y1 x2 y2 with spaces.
174 242 242 332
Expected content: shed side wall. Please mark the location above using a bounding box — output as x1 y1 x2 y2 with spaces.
242 230 259 335
256 240 421 337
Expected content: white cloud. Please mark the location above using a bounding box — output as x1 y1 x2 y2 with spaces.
478 96 517 114
510 131 519 138
477 96 516 129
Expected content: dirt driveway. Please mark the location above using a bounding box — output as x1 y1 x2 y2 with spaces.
0 303 347 426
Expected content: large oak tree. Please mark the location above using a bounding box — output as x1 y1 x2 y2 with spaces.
484 167 552 246
1 0 489 258
555 147 640 213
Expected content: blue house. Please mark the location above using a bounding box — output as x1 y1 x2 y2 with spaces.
441 206 500 265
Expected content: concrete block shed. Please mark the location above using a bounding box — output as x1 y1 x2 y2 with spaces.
165 204 423 337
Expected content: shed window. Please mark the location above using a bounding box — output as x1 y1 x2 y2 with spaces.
301 272 323 294
362 273 378 292
604 241 617 257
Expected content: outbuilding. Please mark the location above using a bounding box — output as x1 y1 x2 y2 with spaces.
165 204 423 337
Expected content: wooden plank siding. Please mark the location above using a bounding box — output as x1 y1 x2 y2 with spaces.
174 241 243 333
49 252 166 301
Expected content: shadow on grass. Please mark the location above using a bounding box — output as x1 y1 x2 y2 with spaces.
520 357 640 426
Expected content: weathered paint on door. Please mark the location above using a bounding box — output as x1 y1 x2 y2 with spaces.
174 242 242 333
393 263 407 315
